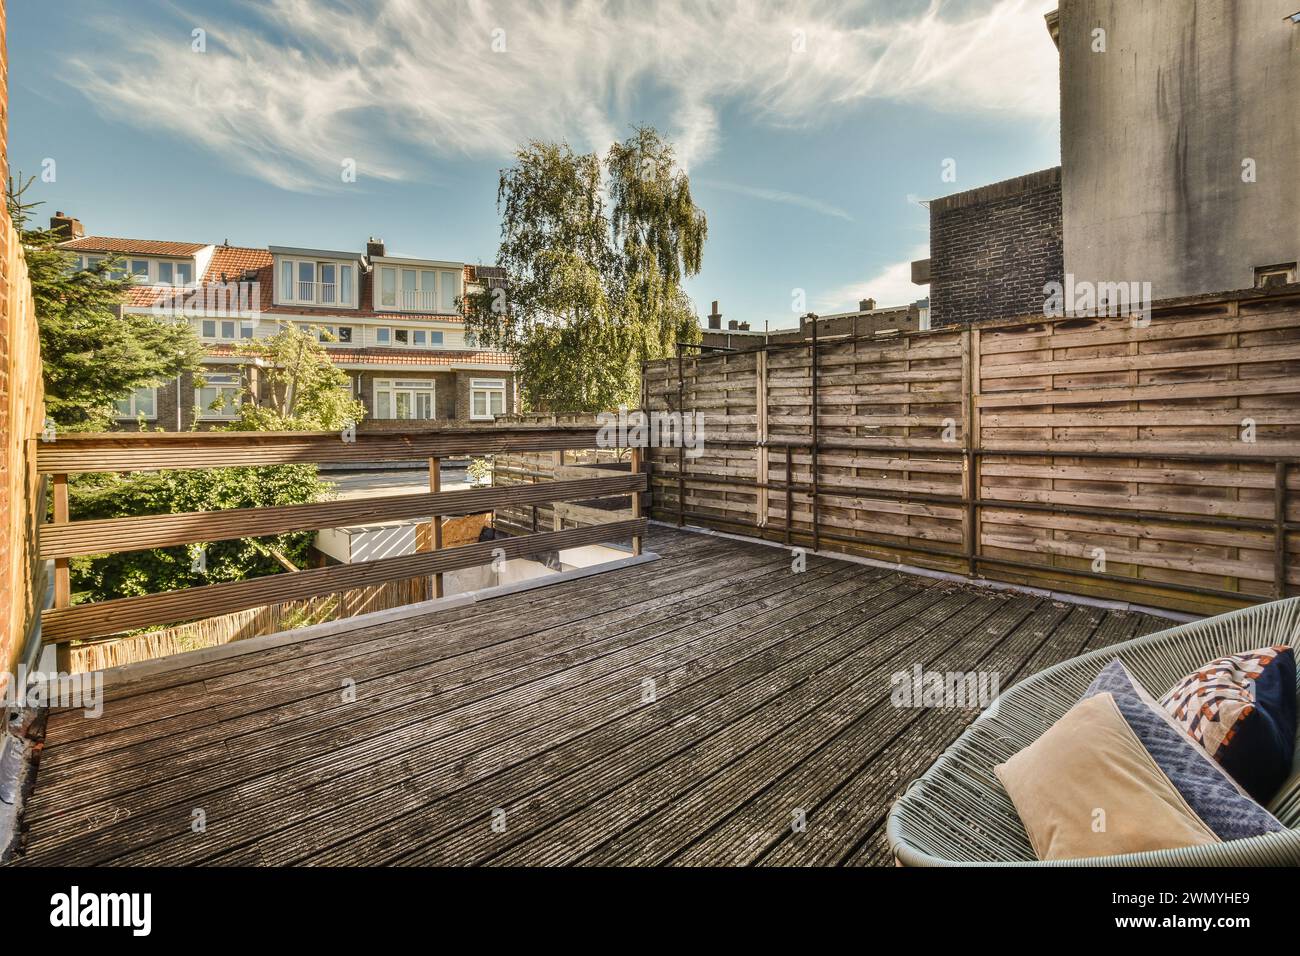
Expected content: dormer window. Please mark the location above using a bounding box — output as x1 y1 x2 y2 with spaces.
157 261 194 286
279 257 356 307
374 264 462 313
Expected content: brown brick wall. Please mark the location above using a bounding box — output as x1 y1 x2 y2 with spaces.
0 0 48 684
929 167 1063 328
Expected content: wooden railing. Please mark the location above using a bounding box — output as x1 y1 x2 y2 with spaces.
36 425 646 647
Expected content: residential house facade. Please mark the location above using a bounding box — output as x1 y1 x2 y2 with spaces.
51 215 517 431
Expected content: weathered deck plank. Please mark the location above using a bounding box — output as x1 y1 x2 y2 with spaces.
12 526 1176 867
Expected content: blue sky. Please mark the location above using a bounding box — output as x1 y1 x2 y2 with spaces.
9 0 1061 331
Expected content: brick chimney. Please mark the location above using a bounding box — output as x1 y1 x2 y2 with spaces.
366 236 385 258
727 319 738 330
707 300 722 330
859 297 877 312
50 211 84 240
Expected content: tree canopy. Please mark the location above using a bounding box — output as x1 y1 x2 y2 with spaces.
8 175 204 431
466 126 705 412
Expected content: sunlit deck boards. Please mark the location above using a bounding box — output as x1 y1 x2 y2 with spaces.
12 526 1175 867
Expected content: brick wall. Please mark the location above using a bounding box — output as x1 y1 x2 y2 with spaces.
0 0 49 684
929 167 1063 328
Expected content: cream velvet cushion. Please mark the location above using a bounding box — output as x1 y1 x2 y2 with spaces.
995 692 1220 860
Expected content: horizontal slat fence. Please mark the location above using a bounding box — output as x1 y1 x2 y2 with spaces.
37 425 646 646
644 290 1300 615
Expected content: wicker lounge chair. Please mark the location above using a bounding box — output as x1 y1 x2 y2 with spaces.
886 597 1300 866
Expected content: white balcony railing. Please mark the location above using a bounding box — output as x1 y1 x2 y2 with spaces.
297 280 315 301
400 289 440 312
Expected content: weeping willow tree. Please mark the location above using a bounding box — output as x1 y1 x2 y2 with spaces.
466 127 705 412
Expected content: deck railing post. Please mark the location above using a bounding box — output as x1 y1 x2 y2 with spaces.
809 315 820 553
677 344 686 527
784 444 793 547
630 446 643 556
428 456 443 599
1275 460 1289 599
51 472 71 670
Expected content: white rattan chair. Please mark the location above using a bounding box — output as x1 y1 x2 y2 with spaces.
886 597 1300 866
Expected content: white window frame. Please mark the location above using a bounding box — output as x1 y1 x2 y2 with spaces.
469 378 507 421
278 257 356 307
375 265 462 314
195 373 242 420
373 378 436 421
200 319 254 341
113 386 158 421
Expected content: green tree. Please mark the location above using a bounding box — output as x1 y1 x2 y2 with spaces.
7 175 204 431
70 326 362 603
69 464 329 602
466 127 706 412
231 323 364 430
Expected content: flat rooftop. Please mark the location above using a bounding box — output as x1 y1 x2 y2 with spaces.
11 526 1173 866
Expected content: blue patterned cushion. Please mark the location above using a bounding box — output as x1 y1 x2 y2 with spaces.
1084 660 1283 842
1160 647 1296 804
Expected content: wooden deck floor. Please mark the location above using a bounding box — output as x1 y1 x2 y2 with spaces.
13 526 1175 867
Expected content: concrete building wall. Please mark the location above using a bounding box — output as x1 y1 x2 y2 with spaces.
928 167 1064 327
1059 0 1300 300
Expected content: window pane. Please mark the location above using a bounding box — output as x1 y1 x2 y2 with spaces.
297 261 315 301
413 330 426 346
282 260 293 297
376 327 390 344
395 329 409 344
240 323 254 339
473 393 487 417
113 396 133 417
376 391 391 418
221 321 236 338
395 392 412 419
489 390 504 415
320 263 336 303
339 265 353 304
202 320 216 337
440 271 457 312
420 271 436 291
417 393 433 419
381 268 396 306
429 331 443 345
131 260 149 277
158 261 174 284
338 327 352 343
136 388 156 417
177 262 194 285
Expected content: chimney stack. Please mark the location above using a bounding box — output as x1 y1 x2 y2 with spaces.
707 300 722 330
859 297 877 312
738 321 750 331
50 211 84 240
366 236 386 259
727 319 738 330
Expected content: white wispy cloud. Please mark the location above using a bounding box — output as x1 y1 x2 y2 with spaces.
71 0 1060 191
819 244 932 312
698 178 853 221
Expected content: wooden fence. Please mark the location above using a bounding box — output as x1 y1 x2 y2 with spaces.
643 290 1300 615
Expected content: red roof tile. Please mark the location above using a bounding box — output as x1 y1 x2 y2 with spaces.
204 343 512 369
61 236 209 256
